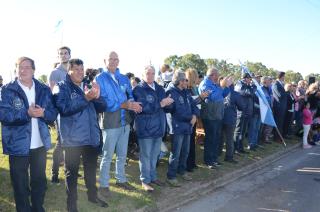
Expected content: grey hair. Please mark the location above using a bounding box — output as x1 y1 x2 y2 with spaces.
206 67 219 77
261 76 269 83
172 70 186 86
142 65 155 77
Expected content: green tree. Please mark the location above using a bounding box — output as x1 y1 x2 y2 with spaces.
164 54 207 75
284 70 303 84
164 55 181 69
38 74 48 84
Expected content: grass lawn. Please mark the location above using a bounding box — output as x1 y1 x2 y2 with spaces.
0 126 300 212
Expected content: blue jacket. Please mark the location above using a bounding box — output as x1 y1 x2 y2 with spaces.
198 76 230 102
0 79 57 156
95 68 133 129
166 84 200 135
235 80 255 118
133 81 167 139
53 75 105 147
223 85 244 126
198 77 229 120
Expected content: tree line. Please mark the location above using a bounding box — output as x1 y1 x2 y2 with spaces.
164 53 318 83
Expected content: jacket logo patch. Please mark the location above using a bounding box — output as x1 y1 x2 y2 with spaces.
179 96 184 104
120 84 127 93
71 92 79 99
146 95 155 103
13 97 24 110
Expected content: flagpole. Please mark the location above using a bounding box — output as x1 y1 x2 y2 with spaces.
275 126 287 147
60 20 64 46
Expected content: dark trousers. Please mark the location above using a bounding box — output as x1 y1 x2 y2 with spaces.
222 123 235 160
64 146 98 208
274 107 286 140
52 136 63 178
283 111 294 137
186 124 197 170
234 116 250 151
203 119 222 165
9 147 47 212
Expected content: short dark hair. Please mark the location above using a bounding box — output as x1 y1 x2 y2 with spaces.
85 68 99 81
58 46 71 55
131 77 141 84
125 72 135 79
68 59 83 70
278 71 285 79
15 57 35 70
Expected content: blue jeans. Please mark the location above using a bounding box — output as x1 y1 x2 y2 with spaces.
203 119 222 165
138 137 162 184
167 134 190 179
99 125 130 188
248 114 261 147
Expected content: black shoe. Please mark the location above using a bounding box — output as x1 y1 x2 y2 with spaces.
309 141 316 146
239 150 249 154
98 187 111 198
186 168 194 172
207 161 222 169
224 158 238 164
51 176 60 183
88 197 108 208
248 146 257 151
193 164 199 169
67 204 78 212
115 182 136 191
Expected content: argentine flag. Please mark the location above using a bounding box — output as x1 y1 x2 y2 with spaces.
54 19 63 33
241 65 277 127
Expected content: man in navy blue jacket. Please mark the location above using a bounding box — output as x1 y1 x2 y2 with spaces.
166 71 200 187
234 73 255 154
0 57 57 212
221 84 244 163
272 72 287 142
53 59 107 211
133 65 173 191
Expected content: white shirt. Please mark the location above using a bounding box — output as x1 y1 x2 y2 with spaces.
148 82 155 90
110 73 118 85
18 80 43 149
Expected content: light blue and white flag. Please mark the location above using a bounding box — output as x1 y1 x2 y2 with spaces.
54 19 63 33
241 64 277 127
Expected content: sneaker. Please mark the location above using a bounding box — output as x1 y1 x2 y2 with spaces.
141 183 154 192
180 173 192 181
98 187 111 198
212 161 222 167
303 144 313 149
315 141 320 145
51 176 60 184
115 182 136 191
206 162 221 169
88 197 108 208
150 179 165 186
166 178 181 187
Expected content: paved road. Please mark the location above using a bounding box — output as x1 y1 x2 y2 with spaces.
179 145 320 212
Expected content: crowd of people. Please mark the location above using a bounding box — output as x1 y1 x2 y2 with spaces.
1 46 320 212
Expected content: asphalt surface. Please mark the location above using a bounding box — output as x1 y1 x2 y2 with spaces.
179 145 320 212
